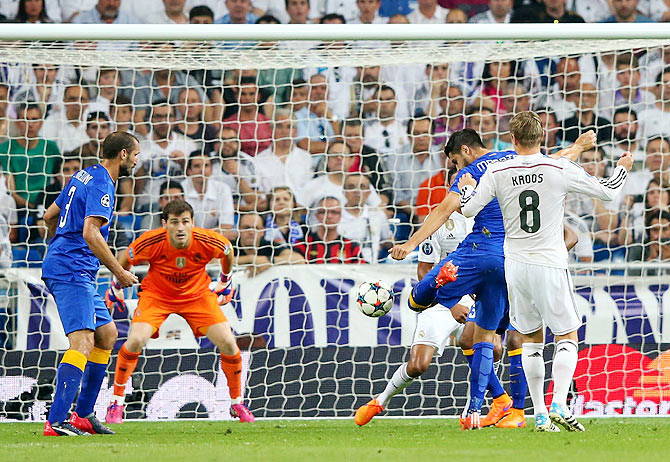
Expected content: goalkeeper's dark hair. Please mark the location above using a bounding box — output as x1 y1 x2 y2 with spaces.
162 199 194 221
444 129 487 155
101 131 139 160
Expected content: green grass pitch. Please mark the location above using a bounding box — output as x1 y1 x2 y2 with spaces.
2 418 669 462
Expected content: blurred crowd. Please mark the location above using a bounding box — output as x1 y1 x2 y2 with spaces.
1 0 670 275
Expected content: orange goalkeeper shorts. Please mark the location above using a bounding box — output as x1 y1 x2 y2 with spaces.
132 291 227 338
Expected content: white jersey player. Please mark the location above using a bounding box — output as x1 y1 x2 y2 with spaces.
458 111 632 433
354 169 475 426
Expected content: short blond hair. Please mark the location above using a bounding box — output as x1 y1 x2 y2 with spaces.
509 111 543 149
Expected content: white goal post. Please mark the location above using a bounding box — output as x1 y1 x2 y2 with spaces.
1 24 670 422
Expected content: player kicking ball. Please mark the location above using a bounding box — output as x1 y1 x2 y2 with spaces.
458 111 632 432
105 199 255 423
42 132 140 436
355 167 475 426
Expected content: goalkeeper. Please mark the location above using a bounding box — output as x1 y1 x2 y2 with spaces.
105 199 255 423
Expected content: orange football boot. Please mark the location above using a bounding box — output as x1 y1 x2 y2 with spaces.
354 398 384 426
495 408 527 428
480 393 513 427
435 261 458 288
461 411 482 430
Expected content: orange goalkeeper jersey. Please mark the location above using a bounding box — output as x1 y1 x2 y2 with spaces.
127 227 232 302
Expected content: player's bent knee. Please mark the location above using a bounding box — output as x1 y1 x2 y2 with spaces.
493 340 503 362
95 322 118 350
68 330 96 356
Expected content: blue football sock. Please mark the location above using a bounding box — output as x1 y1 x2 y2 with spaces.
487 362 505 399
509 349 527 409
468 342 494 413
75 347 111 418
48 350 87 424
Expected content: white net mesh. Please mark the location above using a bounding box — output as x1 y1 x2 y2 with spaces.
2 34 670 421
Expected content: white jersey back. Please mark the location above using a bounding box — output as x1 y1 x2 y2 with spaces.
460 153 627 268
418 212 474 264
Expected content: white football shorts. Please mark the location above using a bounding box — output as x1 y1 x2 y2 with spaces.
411 295 475 356
505 258 582 336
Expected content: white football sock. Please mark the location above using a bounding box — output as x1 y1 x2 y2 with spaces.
111 394 125 405
522 343 547 417
377 363 413 407
551 339 578 408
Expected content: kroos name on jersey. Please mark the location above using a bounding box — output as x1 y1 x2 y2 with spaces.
511 173 544 187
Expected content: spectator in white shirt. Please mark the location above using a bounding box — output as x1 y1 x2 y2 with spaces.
638 66 670 140
620 136 670 207
135 103 197 207
469 0 513 23
407 0 448 23
351 0 387 23
182 151 236 239
297 140 382 209
146 0 189 23
295 74 339 157
255 110 314 194
339 172 393 263
604 108 646 161
211 125 263 212
607 53 655 121
390 116 444 217
73 0 141 23
39 84 90 154
363 85 409 156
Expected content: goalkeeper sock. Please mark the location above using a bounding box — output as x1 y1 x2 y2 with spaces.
75 347 111 417
409 276 438 311
467 342 494 413
48 349 87 424
509 348 528 409
551 339 578 408
378 363 413 408
221 350 242 404
522 343 547 416
113 344 140 399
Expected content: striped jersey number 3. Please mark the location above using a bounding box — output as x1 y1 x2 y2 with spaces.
58 185 77 228
519 189 540 233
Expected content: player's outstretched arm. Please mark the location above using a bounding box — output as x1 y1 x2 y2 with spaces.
458 172 495 218
83 216 138 288
389 192 460 260
551 130 596 161
566 152 632 202
43 202 61 239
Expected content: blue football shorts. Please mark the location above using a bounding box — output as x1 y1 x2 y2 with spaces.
44 278 113 335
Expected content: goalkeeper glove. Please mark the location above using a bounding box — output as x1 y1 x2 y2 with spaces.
213 272 235 305
105 278 127 313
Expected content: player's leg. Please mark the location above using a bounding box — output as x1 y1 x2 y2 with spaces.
542 268 583 431
409 256 458 311
105 322 154 424
479 331 513 427
496 328 527 428
505 258 559 432
44 279 96 436
204 321 255 422
107 294 166 423
459 311 511 427
71 314 118 434
356 302 464 425
461 258 508 430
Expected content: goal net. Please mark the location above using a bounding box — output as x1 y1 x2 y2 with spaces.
2 25 670 421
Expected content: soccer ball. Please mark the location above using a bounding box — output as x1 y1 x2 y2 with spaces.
356 280 394 318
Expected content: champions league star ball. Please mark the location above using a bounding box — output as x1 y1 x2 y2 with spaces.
357 280 394 318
